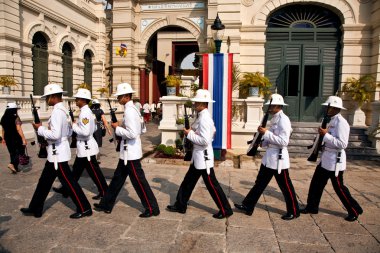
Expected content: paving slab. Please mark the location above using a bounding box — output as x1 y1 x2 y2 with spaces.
1 122 379 252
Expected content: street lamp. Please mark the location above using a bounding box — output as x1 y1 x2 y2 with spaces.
211 13 225 54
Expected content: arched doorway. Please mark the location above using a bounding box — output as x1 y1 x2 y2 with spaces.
145 25 199 102
62 42 73 96
32 32 49 95
84 50 93 92
265 4 342 121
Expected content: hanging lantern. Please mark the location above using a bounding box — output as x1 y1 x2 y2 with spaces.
116 43 127 57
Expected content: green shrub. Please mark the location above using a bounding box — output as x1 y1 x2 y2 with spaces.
163 146 176 156
157 144 166 152
176 118 185 125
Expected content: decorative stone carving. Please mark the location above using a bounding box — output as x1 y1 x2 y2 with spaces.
189 17 204 30
141 19 156 32
242 0 254 7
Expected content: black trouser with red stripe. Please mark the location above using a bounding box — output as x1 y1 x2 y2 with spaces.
305 164 363 216
100 159 159 213
69 156 108 197
243 164 299 216
175 164 233 215
28 161 91 215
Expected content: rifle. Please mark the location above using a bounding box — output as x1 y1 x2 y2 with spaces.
30 94 48 158
307 103 331 162
68 101 77 148
183 105 193 161
107 98 121 152
246 98 272 156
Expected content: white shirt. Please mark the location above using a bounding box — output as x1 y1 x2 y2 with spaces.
261 110 291 170
72 105 99 158
321 113 349 171
142 103 151 113
115 100 143 161
38 102 72 163
134 102 142 111
187 109 215 170
150 103 156 112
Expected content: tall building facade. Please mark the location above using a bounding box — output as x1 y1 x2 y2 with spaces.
110 0 379 124
0 0 108 98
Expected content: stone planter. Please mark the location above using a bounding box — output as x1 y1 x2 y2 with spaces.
249 86 259 97
2 86 11 95
166 87 176 96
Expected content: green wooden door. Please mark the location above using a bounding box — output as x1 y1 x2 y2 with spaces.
265 4 342 122
265 44 334 122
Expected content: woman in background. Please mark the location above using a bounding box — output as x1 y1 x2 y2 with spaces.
1 102 27 173
91 99 111 162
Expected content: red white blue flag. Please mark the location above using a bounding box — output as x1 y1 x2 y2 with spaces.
202 53 233 149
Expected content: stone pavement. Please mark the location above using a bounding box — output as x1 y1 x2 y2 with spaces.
1 122 380 253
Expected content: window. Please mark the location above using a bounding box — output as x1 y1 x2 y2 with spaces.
32 32 48 95
84 50 93 91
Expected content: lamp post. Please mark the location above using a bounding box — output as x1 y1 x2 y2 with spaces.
211 13 225 54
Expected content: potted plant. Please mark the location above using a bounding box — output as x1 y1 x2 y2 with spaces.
239 71 272 98
343 75 379 108
343 75 380 126
162 75 182 96
96 87 109 98
0 75 18 95
77 82 91 91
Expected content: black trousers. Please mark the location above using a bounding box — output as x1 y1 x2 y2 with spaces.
243 164 299 216
28 161 91 214
100 159 159 213
69 155 108 197
305 164 363 216
175 164 233 216
6 143 24 171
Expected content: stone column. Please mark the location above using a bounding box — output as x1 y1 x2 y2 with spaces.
158 96 188 146
244 96 264 131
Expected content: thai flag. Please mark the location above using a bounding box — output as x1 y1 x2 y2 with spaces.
202 53 233 149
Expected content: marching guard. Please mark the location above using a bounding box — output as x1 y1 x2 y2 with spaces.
20 84 92 219
53 88 108 200
166 89 233 219
235 94 300 220
301 96 363 221
94 83 160 218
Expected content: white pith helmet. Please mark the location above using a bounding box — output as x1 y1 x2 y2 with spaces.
191 89 215 103
265 93 288 106
6 102 20 109
114 82 135 96
41 83 66 98
92 99 100 104
74 88 92 100
322 96 346 110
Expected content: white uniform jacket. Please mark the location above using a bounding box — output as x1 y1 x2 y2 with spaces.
115 100 143 161
321 113 349 171
187 109 215 170
261 110 291 170
38 102 72 163
72 105 99 158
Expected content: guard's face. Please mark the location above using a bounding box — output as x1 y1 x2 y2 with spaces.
268 105 282 114
194 102 207 112
75 98 86 108
327 106 340 117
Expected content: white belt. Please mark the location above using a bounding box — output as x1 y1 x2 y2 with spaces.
48 137 68 145
323 147 339 152
268 144 285 149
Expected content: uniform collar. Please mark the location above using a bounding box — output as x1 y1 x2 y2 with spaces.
125 100 134 108
81 104 89 110
330 113 340 120
272 110 282 118
54 102 64 109
198 108 209 116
